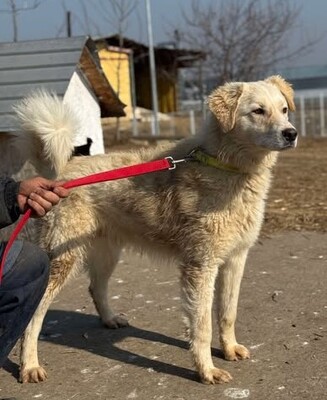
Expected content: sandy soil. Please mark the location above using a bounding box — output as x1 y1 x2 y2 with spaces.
264 137 327 234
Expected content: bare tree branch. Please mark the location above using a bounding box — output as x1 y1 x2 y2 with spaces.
0 0 45 41
170 0 322 87
0 0 43 12
95 0 137 39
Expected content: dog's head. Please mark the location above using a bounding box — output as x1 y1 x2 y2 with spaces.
207 75 297 151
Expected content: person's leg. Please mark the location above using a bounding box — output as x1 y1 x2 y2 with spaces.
0 241 50 367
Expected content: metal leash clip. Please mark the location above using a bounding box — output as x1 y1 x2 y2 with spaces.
165 149 198 170
165 156 188 170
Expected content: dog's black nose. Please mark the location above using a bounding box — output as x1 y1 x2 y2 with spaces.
282 128 298 142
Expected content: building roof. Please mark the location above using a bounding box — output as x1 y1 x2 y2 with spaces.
280 65 327 91
0 36 125 132
96 35 206 69
281 65 327 80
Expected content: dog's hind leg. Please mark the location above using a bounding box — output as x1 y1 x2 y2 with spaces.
20 278 59 383
216 248 250 362
20 193 99 383
88 237 129 329
180 262 232 384
19 253 81 383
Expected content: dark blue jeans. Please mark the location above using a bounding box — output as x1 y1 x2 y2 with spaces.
0 240 50 367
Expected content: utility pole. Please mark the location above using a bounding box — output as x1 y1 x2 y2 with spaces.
9 0 18 41
145 0 160 136
66 11 71 37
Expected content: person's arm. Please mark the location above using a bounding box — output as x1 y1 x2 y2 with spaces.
0 177 21 228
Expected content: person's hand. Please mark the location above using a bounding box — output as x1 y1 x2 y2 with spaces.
17 177 69 217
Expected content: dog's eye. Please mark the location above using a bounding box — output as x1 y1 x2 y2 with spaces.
253 108 264 115
282 107 288 114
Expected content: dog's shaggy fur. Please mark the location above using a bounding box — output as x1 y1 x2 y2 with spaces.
16 76 297 384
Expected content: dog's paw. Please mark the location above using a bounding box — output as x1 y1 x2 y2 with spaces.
20 365 48 383
200 367 233 384
223 343 250 361
103 314 129 329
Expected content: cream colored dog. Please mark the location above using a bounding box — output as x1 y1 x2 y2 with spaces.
15 76 297 384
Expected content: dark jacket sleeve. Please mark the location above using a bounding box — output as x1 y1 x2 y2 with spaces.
0 177 21 229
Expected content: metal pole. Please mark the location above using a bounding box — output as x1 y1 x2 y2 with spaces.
129 51 138 137
66 11 71 37
145 0 160 136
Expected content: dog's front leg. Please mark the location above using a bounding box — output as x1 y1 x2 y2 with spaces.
180 262 232 384
216 248 250 361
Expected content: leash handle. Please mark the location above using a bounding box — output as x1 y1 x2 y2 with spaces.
0 157 175 283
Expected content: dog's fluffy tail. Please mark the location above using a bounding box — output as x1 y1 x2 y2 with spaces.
14 90 78 176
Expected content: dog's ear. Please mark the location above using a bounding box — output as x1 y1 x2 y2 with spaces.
265 75 296 112
207 82 244 132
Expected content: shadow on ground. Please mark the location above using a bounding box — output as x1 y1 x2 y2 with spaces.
4 309 208 383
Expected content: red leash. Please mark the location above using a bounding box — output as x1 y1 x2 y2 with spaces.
0 156 182 283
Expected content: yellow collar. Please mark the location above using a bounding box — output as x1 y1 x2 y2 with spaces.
189 148 241 173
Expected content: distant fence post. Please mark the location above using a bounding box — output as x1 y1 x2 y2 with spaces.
150 115 155 136
300 96 306 137
320 93 325 136
189 110 196 135
170 112 176 137
202 103 207 123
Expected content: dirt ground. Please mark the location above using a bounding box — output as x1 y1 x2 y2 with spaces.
0 137 326 400
263 137 327 235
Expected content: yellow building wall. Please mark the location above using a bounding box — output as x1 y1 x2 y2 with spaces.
98 48 131 109
99 48 178 113
135 67 177 113
157 73 177 113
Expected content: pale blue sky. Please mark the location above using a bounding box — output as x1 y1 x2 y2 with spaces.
0 0 326 68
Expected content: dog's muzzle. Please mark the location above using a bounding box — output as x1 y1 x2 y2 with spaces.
282 128 298 145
